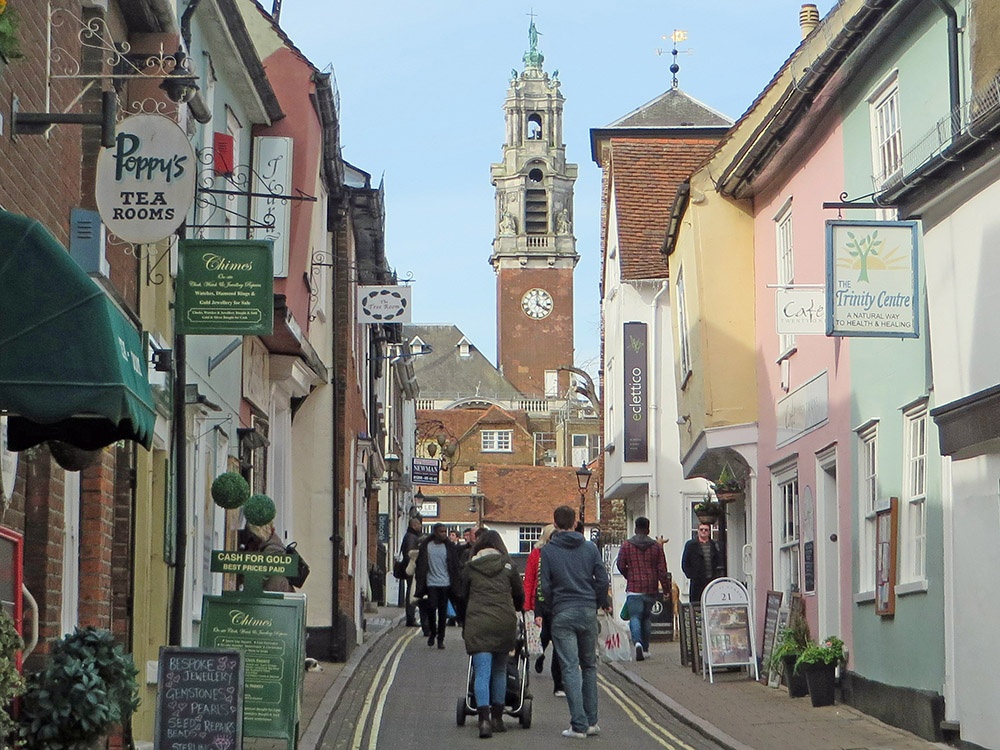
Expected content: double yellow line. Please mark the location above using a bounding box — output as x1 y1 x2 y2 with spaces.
597 672 697 750
349 628 420 750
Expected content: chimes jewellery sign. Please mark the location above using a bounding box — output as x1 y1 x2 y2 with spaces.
176 240 274 336
623 321 648 462
825 220 920 338
95 114 196 244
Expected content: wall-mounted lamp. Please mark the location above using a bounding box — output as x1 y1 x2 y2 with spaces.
676 415 690 425
159 49 200 104
575 463 592 524
384 453 401 476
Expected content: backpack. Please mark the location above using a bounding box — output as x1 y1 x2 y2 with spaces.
285 542 311 589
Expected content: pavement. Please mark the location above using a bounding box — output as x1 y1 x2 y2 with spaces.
291 605 951 750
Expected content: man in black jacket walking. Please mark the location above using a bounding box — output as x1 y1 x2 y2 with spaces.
399 514 425 628
415 522 461 648
681 521 723 602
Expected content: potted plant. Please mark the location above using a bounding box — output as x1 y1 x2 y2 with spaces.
0 0 23 65
0 610 25 750
18 627 139 750
767 616 810 698
794 635 846 707
693 499 723 525
712 463 744 503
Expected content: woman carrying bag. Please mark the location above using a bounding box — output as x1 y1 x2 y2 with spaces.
461 530 525 738
523 524 564 696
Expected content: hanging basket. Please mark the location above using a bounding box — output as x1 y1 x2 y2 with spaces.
715 490 745 504
696 511 720 525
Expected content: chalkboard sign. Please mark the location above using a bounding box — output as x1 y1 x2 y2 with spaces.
678 602 692 667
803 541 815 593
155 647 243 750
759 590 783 685
689 603 704 674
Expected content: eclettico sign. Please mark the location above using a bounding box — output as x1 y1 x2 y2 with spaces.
176 240 274 336
95 114 196 243
623 321 648 462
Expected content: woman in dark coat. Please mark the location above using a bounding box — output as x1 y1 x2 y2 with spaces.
461 530 525 738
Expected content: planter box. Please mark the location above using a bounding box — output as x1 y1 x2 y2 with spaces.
782 654 809 698
803 663 836 706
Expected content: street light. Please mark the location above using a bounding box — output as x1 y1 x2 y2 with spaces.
575 463 592 525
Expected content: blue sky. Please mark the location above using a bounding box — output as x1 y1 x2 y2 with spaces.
278 1 837 376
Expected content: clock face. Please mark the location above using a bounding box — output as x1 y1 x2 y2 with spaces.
521 288 553 319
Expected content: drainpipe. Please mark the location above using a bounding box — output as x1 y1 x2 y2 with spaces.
169 334 187 646
648 280 669 531
930 0 960 139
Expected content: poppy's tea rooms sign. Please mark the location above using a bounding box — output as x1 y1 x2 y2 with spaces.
825 220 920 338
95 114 196 244
357 286 412 323
176 240 274 336
623 321 648 462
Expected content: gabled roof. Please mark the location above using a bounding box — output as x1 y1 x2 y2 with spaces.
405 324 522 403
607 88 732 130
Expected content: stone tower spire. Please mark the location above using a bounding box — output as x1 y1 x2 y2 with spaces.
490 20 578 398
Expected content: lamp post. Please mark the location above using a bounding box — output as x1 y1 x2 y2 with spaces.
575 463 592 525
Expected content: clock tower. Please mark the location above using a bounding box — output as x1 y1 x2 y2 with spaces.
491 20 578 398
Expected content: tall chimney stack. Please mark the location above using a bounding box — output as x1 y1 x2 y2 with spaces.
800 4 820 39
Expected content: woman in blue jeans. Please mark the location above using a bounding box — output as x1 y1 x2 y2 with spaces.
461 530 525 738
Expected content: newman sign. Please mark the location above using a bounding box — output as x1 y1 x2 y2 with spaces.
826 220 920 338
623 321 648 462
95 114 196 243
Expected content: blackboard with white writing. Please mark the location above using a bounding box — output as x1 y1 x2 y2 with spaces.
155 647 243 750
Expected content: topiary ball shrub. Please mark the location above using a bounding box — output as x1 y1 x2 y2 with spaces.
244 493 276 526
211 472 250 510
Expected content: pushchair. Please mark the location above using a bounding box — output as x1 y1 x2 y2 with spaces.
456 613 533 728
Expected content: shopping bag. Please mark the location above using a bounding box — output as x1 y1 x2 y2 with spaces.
619 600 630 621
598 611 633 662
525 611 544 656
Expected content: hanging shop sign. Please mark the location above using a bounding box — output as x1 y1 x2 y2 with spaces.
95 114 196 244
776 288 826 335
250 136 293 277
825 220 920 338
623 322 648 462
411 457 441 485
176 240 274 336
357 285 412 323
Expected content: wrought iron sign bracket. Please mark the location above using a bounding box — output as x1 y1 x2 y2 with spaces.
822 191 897 217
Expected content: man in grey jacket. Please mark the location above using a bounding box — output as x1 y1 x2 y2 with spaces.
538 505 611 739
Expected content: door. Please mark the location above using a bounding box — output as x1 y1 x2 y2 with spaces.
815 449 841 638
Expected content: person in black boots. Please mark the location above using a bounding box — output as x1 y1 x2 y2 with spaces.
415 522 461 648
400 514 425 628
461 529 524 737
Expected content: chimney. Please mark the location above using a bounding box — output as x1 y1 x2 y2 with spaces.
800 4 820 39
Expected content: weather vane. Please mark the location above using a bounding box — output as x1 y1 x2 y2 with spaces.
657 30 693 89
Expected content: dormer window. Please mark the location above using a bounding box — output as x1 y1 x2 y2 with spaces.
457 336 473 358
527 113 542 140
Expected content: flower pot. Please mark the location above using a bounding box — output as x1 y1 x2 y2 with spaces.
715 490 744 504
803 662 836 707
781 654 809 698
696 512 719 525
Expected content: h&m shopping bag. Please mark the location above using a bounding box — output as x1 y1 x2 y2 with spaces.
525 611 544 656
598 611 633 662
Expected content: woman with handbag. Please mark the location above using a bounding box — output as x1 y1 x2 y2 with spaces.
522 524 564 696
461 530 525 738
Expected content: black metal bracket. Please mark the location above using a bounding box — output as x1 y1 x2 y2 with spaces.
822 191 896 211
11 90 117 148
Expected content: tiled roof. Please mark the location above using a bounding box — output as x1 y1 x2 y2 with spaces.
610 138 721 281
478 465 593 525
404 324 522 402
607 88 732 129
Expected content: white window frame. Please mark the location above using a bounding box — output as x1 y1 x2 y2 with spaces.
870 71 903 189
675 268 692 383
772 463 800 599
481 429 513 453
775 199 796 358
857 421 879 596
519 525 542 554
900 402 927 584
544 370 559 398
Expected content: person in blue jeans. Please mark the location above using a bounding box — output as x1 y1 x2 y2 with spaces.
538 505 611 739
461 529 525 738
615 516 672 661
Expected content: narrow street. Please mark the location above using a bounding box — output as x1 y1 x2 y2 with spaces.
313 624 725 750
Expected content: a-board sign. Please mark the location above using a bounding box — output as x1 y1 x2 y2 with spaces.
701 577 759 683
689 603 704 674
759 590 783 684
200 594 305 744
769 607 791 689
155 647 243 750
678 602 692 667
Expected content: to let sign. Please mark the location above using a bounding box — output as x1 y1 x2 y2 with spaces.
95 114 196 244
177 240 274 335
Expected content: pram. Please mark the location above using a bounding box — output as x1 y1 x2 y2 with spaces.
456 613 533 728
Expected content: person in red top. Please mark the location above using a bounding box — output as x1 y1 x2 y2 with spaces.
615 516 671 661
523 524 564 695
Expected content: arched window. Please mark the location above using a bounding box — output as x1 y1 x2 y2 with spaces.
527 113 542 140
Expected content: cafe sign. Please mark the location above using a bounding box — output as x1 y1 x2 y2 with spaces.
176 240 274 335
826 220 920 338
95 114 196 244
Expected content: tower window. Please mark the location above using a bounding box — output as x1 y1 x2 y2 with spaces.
527 113 542 140
528 168 544 183
525 188 548 234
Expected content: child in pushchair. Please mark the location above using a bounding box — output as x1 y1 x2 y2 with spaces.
456 613 533 729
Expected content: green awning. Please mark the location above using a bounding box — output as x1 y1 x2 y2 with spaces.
0 210 156 451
